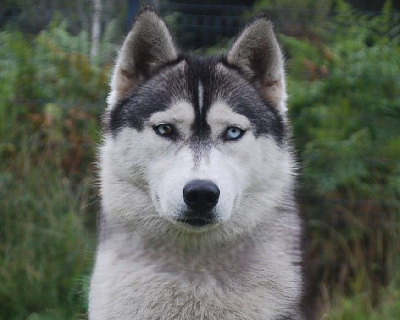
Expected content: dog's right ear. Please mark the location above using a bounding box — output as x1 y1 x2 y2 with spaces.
227 15 287 112
108 7 178 106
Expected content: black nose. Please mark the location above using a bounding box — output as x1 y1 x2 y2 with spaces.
183 180 220 212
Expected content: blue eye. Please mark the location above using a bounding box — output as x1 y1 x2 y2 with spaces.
225 127 245 141
154 124 174 137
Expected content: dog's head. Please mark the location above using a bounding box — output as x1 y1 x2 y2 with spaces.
100 8 295 240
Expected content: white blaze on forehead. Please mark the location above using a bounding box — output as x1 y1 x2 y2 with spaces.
198 80 204 116
149 100 195 128
207 100 251 132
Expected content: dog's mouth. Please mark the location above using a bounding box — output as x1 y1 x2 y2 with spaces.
177 217 214 227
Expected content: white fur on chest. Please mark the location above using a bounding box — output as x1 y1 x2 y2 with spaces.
89 224 302 320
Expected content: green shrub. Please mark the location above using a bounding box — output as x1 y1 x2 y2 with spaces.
281 1 400 315
0 20 112 318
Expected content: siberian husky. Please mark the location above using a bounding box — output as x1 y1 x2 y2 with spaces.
89 7 304 319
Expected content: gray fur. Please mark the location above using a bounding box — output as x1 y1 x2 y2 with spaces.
227 15 287 112
107 8 178 107
90 7 304 320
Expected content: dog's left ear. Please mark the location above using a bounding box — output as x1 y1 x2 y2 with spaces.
108 7 178 107
227 16 287 112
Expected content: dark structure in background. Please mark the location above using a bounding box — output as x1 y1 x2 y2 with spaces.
124 0 399 50
160 0 256 49
126 0 140 30
347 0 399 11
2 1 398 42
0 6 20 26
126 0 255 49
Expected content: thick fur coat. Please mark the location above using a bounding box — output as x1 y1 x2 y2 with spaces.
89 7 304 319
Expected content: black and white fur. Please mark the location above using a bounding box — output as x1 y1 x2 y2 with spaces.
90 7 304 319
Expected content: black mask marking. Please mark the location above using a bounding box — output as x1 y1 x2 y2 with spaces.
107 55 286 146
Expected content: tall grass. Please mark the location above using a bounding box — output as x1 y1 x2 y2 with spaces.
1 141 94 319
0 23 110 318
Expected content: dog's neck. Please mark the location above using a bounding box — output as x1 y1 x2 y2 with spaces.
98 216 275 277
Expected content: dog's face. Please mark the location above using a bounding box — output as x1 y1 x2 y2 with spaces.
101 8 295 239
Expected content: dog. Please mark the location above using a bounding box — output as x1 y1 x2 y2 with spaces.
89 7 304 319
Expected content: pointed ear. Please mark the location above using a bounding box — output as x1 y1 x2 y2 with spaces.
108 7 178 106
227 16 287 112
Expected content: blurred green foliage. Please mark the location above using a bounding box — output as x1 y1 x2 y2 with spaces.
0 1 399 319
0 21 112 319
282 1 400 317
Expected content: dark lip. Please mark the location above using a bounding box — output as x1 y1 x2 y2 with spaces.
176 217 215 227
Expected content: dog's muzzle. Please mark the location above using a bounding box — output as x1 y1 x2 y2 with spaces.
179 180 220 227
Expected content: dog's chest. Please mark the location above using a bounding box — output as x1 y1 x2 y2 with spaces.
89 243 301 320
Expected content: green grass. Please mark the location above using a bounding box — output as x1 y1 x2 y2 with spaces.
0 129 96 319
0 26 101 319
321 284 400 319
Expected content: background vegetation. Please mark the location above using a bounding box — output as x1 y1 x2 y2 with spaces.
0 0 399 319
